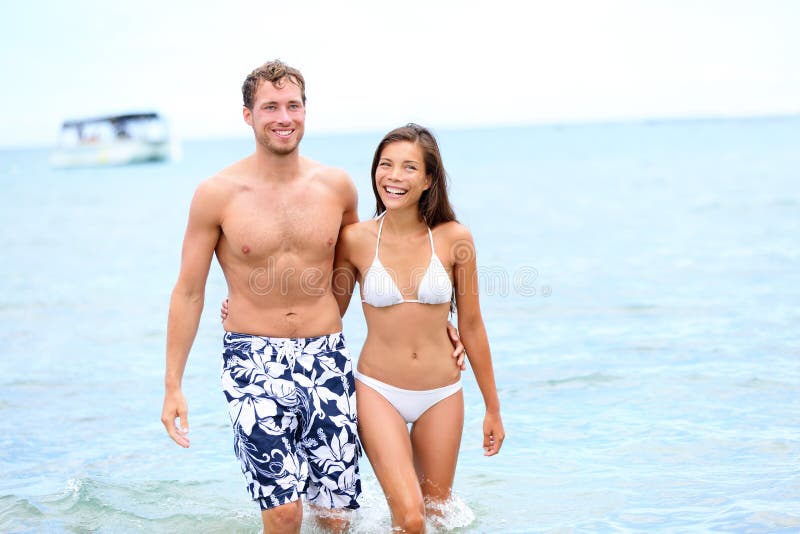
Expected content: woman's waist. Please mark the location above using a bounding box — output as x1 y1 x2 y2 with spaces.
362 320 451 345
361 332 452 357
357 342 460 390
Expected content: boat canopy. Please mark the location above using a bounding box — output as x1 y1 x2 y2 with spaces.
61 112 163 128
57 112 168 145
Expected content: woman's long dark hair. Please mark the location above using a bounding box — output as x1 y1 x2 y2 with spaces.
371 123 457 227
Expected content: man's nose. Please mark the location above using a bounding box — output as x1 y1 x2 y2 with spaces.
277 107 291 123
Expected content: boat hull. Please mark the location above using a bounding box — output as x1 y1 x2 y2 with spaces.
50 139 172 168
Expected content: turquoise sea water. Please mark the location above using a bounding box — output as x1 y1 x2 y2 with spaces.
1 117 799 533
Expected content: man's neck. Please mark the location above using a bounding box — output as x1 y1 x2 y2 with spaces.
252 147 302 183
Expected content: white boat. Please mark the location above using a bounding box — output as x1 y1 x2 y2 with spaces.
50 112 175 168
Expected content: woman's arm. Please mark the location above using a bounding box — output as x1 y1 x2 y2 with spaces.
452 225 505 456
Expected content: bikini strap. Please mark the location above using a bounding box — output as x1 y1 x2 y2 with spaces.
375 212 386 257
427 226 435 252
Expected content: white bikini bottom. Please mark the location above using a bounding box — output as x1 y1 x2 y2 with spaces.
354 369 462 423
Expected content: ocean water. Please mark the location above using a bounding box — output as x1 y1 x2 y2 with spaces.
1 117 799 533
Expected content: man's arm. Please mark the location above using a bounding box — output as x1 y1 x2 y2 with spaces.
339 170 359 228
161 180 223 448
447 322 466 370
333 225 358 317
332 170 359 316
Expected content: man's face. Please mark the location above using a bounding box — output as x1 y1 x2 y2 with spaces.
244 78 305 156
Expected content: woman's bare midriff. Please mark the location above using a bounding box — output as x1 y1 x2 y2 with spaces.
359 303 460 390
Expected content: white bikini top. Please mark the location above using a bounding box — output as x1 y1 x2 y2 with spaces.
361 213 453 307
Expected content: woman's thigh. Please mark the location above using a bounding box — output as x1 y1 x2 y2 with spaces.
356 381 424 515
410 389 464 501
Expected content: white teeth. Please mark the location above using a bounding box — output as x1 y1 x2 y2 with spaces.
274 130 292 136
385 186 407 195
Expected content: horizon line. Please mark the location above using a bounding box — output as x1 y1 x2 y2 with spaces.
2 111 797 151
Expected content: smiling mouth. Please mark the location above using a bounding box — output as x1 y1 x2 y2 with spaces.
384 186 407 197
273 129 294 138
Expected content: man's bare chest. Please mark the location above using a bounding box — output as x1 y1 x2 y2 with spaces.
220 190 342 261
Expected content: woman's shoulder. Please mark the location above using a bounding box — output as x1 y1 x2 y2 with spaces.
432 220 473 243
340 218 380 246
432 221 476 265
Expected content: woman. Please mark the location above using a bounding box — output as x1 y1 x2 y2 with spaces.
334 124 504 532
223 124 504 532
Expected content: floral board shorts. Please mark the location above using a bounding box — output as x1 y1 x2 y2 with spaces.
221 331 361 511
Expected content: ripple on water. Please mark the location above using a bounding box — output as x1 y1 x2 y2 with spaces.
18 476 257 532
744 511 800 530
7 473 477 533
0 495 45 532
544 372 622 388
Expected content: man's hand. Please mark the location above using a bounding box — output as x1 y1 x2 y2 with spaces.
220 298 229 322
161 389 190 448
447 322 467 370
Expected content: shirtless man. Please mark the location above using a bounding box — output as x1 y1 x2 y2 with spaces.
160 60 463 533
160 60 360 533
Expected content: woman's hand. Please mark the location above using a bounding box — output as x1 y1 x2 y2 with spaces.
483 410 505 456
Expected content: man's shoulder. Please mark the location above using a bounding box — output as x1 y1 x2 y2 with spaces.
195 157 253 197
303 157 353 186
192 174 235 203
189 165 250 214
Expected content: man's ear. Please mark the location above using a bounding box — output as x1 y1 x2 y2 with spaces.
243 106 253 126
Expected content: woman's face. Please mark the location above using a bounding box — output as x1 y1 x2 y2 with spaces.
374 141 430 211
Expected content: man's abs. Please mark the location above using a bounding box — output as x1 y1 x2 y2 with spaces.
222 292 342 338
217 246 344 337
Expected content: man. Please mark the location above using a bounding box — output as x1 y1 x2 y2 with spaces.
161 60 463 533
161 60 361 533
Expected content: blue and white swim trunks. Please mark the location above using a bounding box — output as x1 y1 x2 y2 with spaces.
221 331 361 511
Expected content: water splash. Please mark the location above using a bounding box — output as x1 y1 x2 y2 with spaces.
301 478 475 533
425 494 476 532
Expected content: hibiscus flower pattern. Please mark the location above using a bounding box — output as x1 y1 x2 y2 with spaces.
221 331 361 511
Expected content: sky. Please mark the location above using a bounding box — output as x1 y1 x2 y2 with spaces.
1 0 798 147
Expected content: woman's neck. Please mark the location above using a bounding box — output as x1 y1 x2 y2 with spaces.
381 207 426 237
